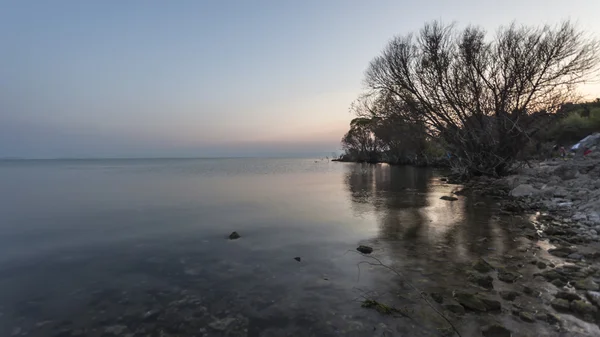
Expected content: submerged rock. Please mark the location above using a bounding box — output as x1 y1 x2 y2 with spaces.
453 291 486 312
228 231 241 240
497 269 520 283
356 245 373 254
555 291 581 302
551 298 570 311
518 311 535 322
440 196 458 201
499 291 519 301
480 296 501 311
430 292 443 304
481 324 512 337
570 300 598 315
472 258 494 273
585 291 600 307
443 303 465 314
468 272 494 289
573 278 600 291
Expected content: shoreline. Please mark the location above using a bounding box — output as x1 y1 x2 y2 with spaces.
448 156 600 335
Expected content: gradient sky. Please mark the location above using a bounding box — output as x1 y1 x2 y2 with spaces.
1 0 600 158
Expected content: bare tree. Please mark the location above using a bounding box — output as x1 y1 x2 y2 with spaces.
365 21 600 176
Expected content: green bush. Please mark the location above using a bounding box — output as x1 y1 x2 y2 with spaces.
543 107 600 145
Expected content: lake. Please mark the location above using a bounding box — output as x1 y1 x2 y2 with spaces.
0 158 535 336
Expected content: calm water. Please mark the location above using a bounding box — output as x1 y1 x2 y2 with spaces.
0 158 526 336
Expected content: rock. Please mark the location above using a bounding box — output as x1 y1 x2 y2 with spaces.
472 258 495 273
551 279 567 288
440 196 458 201
554 165 579 180
453 291 486 312
356 245 373 254
228 231 241 240
554 187 569 198
443 303 465 314
567 253 584 260
570 300 598 315
497 269 520 283
585 291 600 307
541 270 562 281
440 177 448 182
208 317 237 331
573 278 600 291
480 297 501 311
104 325 127 335
551 298 570 311
468 272 494 289
142 310 160 321
499 291 519 301
294 257 301 262
481 324 512 337
536 261 547 269
555 291 581 302
430 292 443 304
510 184 540 197
519 311 535 322
523 285 541 297
548 246 577 257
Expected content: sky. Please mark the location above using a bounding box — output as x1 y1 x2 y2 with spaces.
1 0 600 158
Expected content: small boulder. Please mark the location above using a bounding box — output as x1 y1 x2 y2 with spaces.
585 291 600 307
497 269 520 283
294 257 301 262
440 196 458 201
551 279 567 288
555 291 581 302
430 292 443 304
551 298 570 311
453 291 487 312
228 231 241 240
356 245 373 254
570 300 598 315
481 324 512 337
567 253 584 260
509 184 539 197
472 258 495 273
573 278 600 291
536 261 547 269
518 311 535 323
499 291 519 301
468 272 494 289
443 303 465 315
480 297 501 311
540 270 562 281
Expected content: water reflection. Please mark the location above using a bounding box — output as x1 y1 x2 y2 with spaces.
343 163 519 285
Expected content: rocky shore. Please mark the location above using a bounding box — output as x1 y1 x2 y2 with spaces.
446 155 600 336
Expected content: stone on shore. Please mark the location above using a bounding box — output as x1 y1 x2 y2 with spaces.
453 291 487 312
468 272 494 289
555 291 581 302
499 291 519 301
356 245 373 254
573 278 599 291
472 258 495 273
440 196 458 201
551 298 570 311
481 324 512 337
